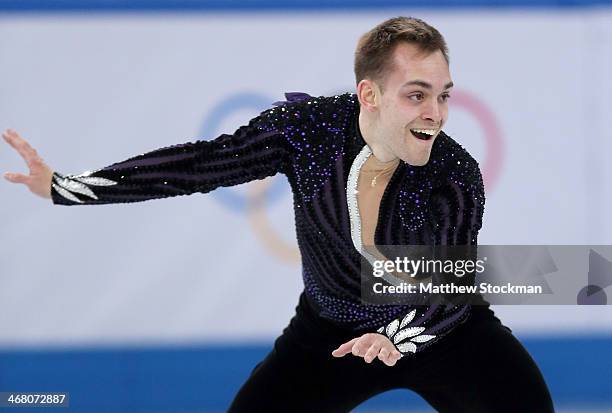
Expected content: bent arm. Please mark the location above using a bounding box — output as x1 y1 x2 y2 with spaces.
374 162 486 356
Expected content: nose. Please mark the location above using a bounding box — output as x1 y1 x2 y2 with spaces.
421 100 442 124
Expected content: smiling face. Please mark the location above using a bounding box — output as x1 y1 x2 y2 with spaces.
358 42 453 166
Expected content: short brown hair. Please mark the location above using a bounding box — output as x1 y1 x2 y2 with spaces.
354 17 449 92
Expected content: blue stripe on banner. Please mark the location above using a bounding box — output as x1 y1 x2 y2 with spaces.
0 336 611 412
0 0 612 12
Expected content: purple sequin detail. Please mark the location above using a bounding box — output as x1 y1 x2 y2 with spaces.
272 91 313 107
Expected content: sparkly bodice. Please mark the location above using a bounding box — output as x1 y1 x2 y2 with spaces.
51 92 485 355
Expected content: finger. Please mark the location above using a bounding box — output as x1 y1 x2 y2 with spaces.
27 154 46 171
3 130 24 151
364 342 382 363
377 347 390 364
332 338 359 357
351 339 370 358
4 172 30 185
386 357 397 367
381 348 403 367
6 129 21 139
3 130 39 168
389 351 402 366
3 129 20 142
3 129 15 138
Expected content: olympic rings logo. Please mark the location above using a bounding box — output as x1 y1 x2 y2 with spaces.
450 90 504 192
199 91 505 263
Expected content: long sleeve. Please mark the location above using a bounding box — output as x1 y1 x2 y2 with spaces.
374 157 486 356
51 105 296 206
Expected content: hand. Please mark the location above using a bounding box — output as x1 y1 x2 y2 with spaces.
331 333 402 367
2 129 54 199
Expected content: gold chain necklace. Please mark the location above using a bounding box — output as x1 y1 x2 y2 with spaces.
369 159 399 187
370 170 386 187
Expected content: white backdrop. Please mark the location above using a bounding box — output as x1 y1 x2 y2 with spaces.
1 10 611 348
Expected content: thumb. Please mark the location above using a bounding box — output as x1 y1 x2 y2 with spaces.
4 172 29 184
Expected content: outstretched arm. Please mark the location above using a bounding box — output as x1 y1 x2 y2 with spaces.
3 105 296 206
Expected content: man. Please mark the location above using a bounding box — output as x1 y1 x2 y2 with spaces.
3 16 554 412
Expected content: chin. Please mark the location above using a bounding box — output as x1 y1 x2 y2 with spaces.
411 159 429 167
402 153 431 167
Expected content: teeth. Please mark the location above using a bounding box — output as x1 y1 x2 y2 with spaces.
411 129 436 135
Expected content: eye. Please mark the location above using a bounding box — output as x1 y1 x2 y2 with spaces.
408 93 424 102
440 93 451 102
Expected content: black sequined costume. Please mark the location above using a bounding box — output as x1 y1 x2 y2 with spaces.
51 92 485 357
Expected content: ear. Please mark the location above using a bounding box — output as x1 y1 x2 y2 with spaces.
357 79 380 112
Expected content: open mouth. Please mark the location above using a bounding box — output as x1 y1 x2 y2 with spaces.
410 129 437 141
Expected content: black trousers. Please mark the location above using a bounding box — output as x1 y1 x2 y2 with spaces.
229 293 554 412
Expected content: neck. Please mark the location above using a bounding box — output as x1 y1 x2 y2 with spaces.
358 109 398 163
